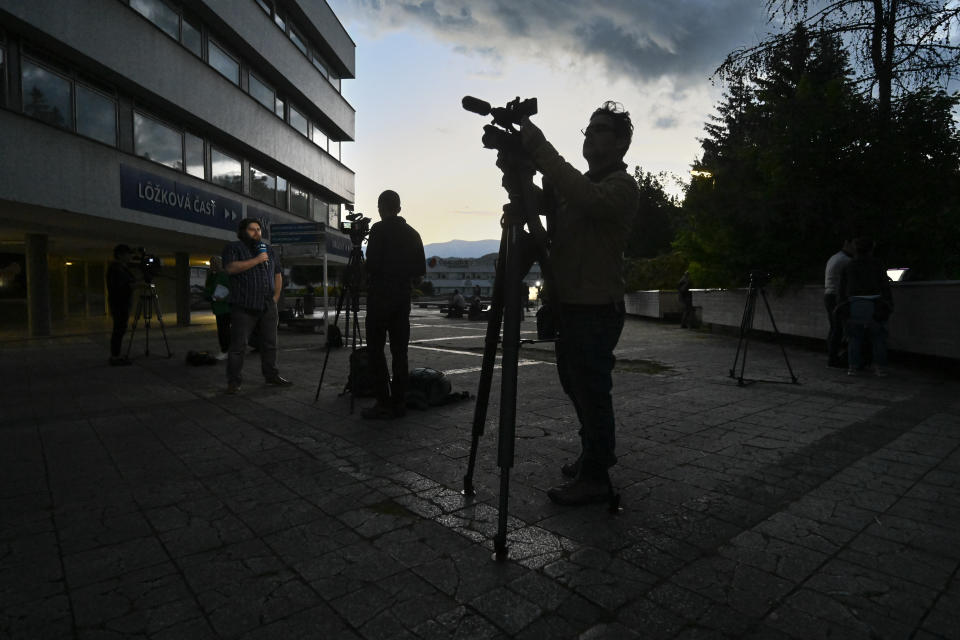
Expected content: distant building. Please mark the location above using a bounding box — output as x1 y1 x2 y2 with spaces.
425 255 542 298
0 0 356 336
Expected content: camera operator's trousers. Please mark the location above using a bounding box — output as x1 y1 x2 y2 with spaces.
365 296 411 408
555 303 625 475
227 300 279 384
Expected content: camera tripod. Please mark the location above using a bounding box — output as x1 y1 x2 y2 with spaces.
729 273 798 386
314 235 365 411
125 282 172 358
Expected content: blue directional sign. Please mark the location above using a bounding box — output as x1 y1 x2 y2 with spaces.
120 165 241 231
270 223 325 244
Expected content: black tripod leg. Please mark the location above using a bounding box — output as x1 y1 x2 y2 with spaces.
730 288 752 379
493 223 525 559
737 292 757 386
759 288 799 383
125 298 143 359
315 287 350 401
151 290 173 357
463 230 508 497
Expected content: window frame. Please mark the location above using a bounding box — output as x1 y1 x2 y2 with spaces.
247 70 275 112
209 145 243 193
74 81 118 146
207 37 241 86
133 108 185 170
183 131 206 179
249 164 279 206
21 56 74 131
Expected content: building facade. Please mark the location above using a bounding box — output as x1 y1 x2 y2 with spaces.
0 0 355 336
424 256 542 299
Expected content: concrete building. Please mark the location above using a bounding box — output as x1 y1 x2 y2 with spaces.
0 0 355 336
425 255 542 299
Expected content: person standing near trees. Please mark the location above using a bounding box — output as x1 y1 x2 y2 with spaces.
519 101 640 506
824 239 854 367
678 271 694 328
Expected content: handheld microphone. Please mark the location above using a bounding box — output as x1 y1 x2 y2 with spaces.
256 241 268 254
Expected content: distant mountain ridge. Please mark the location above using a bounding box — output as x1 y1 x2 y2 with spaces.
424 238 500 259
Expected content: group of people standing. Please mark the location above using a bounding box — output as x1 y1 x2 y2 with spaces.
824 237 894 376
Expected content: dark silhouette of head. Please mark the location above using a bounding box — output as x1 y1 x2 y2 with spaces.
583 101 633 169
378 190 401 219
113 244 132 260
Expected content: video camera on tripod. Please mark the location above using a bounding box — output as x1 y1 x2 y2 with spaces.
130 247 162 284
339 207 371 247
461 95 538 152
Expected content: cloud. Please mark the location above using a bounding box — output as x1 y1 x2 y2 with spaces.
654 116 679 129
335 0 767 84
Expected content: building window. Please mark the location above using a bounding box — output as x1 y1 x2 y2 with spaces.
290 184 309 217
329 140 341 161
310 196 327 223
328 73 341 92
210 147 241 192
310 51 328 78
134 111 183 169
75 84 117 146
184 132 204 178
21 59 72 130
248 72 274 111
208 39 240 86
181 16 202 57
249 165 277 205
288 105 308 137
328 203 340 228
273 11 285 31
254 0 270 14
130 0 179 40
288 26 308 56
276 176 288 209
274 95 285 119
311 123 328 151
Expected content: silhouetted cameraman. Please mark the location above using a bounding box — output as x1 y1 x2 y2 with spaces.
520 102 640 506
362 190 426 419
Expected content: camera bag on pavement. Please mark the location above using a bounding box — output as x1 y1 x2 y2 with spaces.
405 367 470 410
348 346 376 397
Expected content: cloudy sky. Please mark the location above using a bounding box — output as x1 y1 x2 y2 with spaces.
328 0 771 245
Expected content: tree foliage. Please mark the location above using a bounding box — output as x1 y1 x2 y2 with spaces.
625 167 682 259
719 0 960 130
680 25 960 286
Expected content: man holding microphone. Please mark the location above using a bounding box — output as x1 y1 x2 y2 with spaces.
222 218 291 394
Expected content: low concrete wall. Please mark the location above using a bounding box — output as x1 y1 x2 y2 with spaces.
626 282 960 360
624 290 682 319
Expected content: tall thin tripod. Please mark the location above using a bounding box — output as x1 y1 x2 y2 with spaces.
461 145 565 560
729 273 798 386
315 237 365 411
125 283 173 358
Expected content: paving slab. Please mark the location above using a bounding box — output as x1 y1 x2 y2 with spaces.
2 309 958 639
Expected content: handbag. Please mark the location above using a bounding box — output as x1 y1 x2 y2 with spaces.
212 284 230 301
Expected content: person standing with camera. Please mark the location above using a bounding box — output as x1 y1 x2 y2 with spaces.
362 190 426 419
519 102 640 506
106 243 137 366
222 218 291 394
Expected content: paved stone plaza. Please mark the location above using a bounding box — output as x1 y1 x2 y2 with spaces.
2 309 958 639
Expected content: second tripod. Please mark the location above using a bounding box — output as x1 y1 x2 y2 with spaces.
125 283 173 359
729 271 798 386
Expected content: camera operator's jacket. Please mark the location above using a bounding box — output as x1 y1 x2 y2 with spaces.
529 141 640 305
365 216 426 302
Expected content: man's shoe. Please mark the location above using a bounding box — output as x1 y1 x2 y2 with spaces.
548 475 611 506
361 403 396 420
265 375 293 386
226 382 241 394
561 458 582 478
214 351 228 361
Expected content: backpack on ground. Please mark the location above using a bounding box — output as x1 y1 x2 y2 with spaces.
405 367 469 409
348 347 376 397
